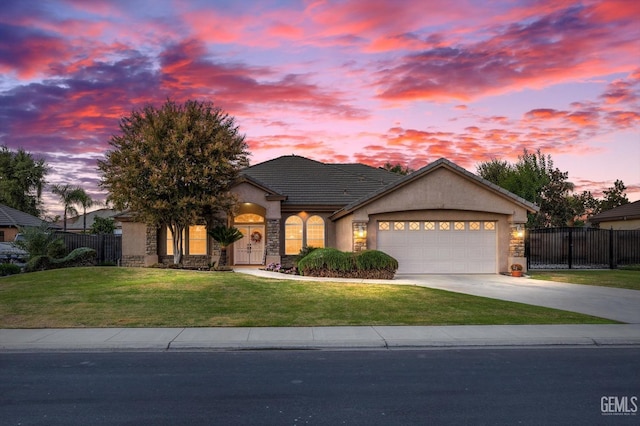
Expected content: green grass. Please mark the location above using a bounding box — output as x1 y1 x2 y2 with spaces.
529 270 640 290
0 267 617 328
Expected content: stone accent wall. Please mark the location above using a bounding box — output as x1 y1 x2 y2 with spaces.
159 255 211 269
121 255 145 267
266 219 280 257
509 225 525 257
146 225 158 255
353 221 367 252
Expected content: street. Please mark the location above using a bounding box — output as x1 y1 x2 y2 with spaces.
1 348 638 425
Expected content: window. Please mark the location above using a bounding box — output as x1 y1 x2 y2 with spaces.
188 225 207 255
166 226 207 255
469 221 480 231
306 215 325 248
484 222 495 231
166 227 185 256
424 221 435 231
394 222 405 231
439 221 450 231
235 213 263 223
285 216 303 255
454 221 465 231
378 221 390 231
409 221 420 231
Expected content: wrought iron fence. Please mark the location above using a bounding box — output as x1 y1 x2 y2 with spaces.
525 227 640 269
54 232 122 264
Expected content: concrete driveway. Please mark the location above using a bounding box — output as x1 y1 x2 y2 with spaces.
397 274 640 324
237 269 640 324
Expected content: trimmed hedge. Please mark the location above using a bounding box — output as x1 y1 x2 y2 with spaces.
26 247 97 272
297 248 398 279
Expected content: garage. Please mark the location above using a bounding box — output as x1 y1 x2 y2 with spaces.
377 220 497 274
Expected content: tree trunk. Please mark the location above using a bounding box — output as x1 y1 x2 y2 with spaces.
219 247 227 267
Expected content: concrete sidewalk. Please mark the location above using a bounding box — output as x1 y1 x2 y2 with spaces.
2 324 640 352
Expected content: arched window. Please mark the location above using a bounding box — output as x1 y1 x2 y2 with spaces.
285 215 303 255
306 215 325 248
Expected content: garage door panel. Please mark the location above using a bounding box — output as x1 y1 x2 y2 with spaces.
378 220 496 274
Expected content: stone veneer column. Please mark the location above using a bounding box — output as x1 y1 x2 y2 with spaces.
265 218 281 265
144 225 159 266
509 225 525 257
353 221 367 252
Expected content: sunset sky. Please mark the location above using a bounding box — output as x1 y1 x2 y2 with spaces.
1 0 639 217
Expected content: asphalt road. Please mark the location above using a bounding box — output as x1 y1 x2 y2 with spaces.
1 348 639 425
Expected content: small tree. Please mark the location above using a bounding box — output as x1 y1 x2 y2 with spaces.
14 224 66 259
98 99 249 264
72 188 97 232
90 216 116 234
208 225 243 267
50 184 82 231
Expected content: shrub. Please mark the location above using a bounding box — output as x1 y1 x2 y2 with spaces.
295 246 318 265
14 224 67 259
0 263 22 276
25 247 97 272
355 250 399 271
619 264 640 271
297 248 398 279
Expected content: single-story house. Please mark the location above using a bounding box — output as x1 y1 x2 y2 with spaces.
589 200 640 230
120 155 538 274
0 203 59 242
56 208 123 234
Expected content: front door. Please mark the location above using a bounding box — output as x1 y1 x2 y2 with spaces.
234 225 265 265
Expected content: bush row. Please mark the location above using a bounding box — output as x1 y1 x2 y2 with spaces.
297 248 398 279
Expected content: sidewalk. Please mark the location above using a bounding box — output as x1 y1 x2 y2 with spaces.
2 324 640 352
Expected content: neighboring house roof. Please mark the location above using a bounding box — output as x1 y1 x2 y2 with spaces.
0 203 57 228
240 155 403 207
331 158 539 220
56 208 123 231
589 200 640 224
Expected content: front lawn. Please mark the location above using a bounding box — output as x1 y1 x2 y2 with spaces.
529 270 640 290
0 267 617 328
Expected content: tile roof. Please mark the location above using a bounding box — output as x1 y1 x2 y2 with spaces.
55 208 123 230
240 155 402 206
0 203 55 228
589 200 640 223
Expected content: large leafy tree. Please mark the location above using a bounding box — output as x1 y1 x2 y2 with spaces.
477 149 574 227
599 179 629 212
98 99 249 264
0 145 48 216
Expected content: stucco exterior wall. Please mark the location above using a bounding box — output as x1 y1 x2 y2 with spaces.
351 168 529 222
334 213 354 252
0 227 19 242
595 219 640 230
233 182 281 220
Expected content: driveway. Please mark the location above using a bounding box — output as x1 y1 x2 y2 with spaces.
237 269 640 324
397 274 640 324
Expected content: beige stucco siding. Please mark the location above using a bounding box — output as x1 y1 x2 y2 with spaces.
233 182 281 219
121 222 147 256
595 219 640 230
351 167 529 223
334 213 354 252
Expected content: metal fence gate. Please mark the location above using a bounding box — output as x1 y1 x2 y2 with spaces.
526 227 640 269
55 232 122 264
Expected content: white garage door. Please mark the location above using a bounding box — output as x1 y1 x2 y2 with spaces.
377 220 497 274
